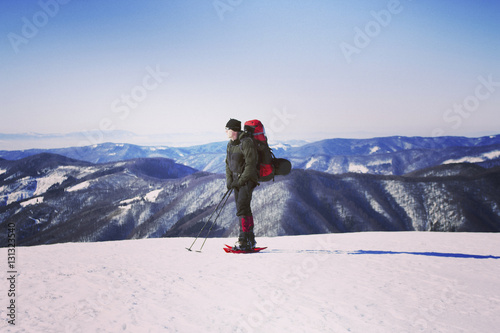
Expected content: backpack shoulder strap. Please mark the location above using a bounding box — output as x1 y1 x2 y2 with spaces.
238 136 250 153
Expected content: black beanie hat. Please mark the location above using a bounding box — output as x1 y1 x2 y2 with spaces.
225 118 241 132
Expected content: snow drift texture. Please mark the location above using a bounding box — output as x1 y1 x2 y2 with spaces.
1 232 499 332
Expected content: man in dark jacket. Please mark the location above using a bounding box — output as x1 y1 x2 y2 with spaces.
225 118 259 250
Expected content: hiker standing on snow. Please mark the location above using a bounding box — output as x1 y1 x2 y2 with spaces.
225 118 259 250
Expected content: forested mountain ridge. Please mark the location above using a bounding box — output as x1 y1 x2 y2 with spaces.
1 152 499 247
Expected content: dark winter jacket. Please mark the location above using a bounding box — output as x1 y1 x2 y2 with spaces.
226 132 258 187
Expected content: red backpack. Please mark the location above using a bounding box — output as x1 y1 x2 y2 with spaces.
243 119 291 182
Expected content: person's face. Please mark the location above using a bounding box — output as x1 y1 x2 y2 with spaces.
225 128 237 140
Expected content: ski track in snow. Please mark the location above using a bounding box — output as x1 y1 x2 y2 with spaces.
1 232 500 333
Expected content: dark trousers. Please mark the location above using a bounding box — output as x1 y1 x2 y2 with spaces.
233 182 256 217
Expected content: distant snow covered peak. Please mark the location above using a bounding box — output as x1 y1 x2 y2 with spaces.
66 181 91 192
270 140 309 150
442 150 500 165
484 150 500 159
270 142 290 150
348 163 369 174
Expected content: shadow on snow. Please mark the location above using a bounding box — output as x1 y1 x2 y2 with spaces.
349 250 500 260
266 249 500 259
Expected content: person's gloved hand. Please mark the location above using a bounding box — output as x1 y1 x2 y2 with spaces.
230 179 241 189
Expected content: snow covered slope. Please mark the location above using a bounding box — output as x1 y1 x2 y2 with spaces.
2 232 500 332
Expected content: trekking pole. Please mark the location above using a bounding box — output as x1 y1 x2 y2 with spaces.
186 188 232 251
195 188 233 252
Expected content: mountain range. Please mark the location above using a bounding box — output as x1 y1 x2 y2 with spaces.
2 134 500 175
1 133 500 246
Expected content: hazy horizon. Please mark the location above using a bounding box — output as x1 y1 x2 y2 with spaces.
2 0 499 146
1 129 500 151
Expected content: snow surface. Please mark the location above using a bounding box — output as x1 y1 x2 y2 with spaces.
66 181 91 192
348 163 369 174
442 150 500 164
119 197 140 205
305 157 319 169
144 189 163 203
33 173 67 196
19 196 43 207
2 232 500 332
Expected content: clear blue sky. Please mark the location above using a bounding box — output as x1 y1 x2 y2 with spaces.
1 0 500 145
